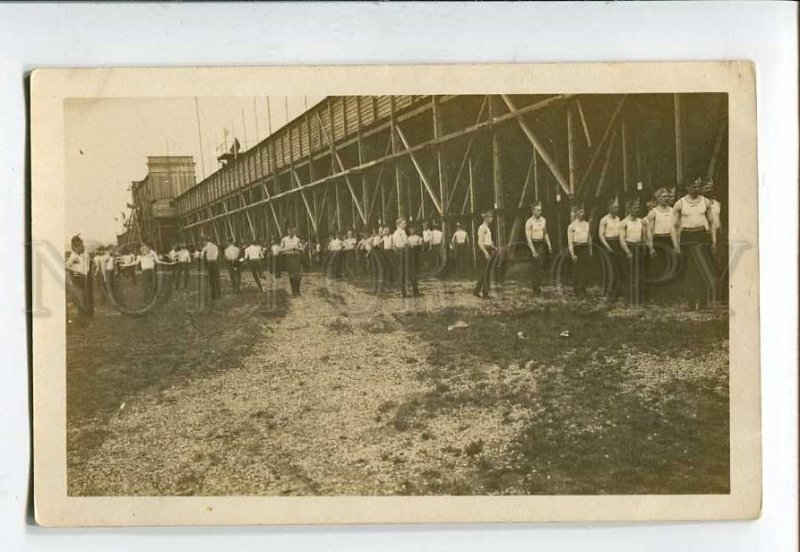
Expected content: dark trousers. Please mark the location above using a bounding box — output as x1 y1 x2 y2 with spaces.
103 269 118 300
206 261 221 300
141 268 155 303
246 261 263 291
600 239 623 298
227 260 241 292
174 262 190 289
473 249 499 298
572 244 591 296
625 242 646 304
398 247 420 297
70 272 94 316
680 228 717 306
454 243 469 277
529 241 546 295
383 249 396 282
647 235 680 286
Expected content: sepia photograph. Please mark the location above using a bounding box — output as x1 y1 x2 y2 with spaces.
31 63 761 525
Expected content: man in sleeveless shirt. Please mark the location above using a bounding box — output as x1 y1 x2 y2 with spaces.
567 207 592 297
646 187 680 287
450 223 470 277
524 201 553 297
620 198 649 305
281 226 304 298
674 177 718 310
598 198 623 300
473 210 498 299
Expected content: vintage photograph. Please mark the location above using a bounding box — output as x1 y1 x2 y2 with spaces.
32 63 761 525
64 92 731 496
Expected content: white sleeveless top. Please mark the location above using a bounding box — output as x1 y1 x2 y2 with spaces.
677 195 710 229
569 220 590 244
651 206 673 235
525 216 547 241
623 218 644 243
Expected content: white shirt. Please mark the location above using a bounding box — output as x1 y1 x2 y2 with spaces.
244 244 263 260
675 195 710 230
422 229 432 244
66 251 90 275
178 249 192 263
371 235 383 248
408 234 423 247
271 245 281 256
568 220 590 244
281 236 302 252
621 217 645 243
452 229 468 245
224 244 240 261
201 242 220 261
382 235 394 250
138 253 156 271
430 229 443 245
342 237 357 251
525 215 547 241
477 223 493 248
192 251 201 260
103 253 116 271
359 238 372 252
168 250 179 262
599 214 621 239
650 206 673 235
328 238 343 251
392 228 408 249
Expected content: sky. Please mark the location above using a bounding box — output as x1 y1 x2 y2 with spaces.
64 96 323 244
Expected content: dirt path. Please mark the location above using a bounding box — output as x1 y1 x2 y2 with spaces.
71 274 518 495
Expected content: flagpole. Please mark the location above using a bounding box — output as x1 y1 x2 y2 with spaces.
266 97 273 136
253 98 260 142
194 97 207 180
284 96 289 126
241 107 248 150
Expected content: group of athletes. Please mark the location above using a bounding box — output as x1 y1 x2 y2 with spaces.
66 175 723 317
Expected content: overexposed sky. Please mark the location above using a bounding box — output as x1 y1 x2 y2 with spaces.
65 96 323 243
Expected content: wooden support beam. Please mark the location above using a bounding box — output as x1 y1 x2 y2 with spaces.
394 124 444 215
492 125 505 247
506 150 536 246
621 118 629 193
575 95 627 195
501 94 570 196
576 98 592 147
594 124 619 198
291 169 319 234
468 155 477 269
707 117 727 182
567 105 576 196
674 93 684 189
390 96 402 218
433 95 448 233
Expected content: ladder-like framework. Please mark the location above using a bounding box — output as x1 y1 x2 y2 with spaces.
174 94 728 256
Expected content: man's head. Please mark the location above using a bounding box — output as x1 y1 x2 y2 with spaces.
531 201 543 217
687 177 703 197
626 198 641 218
608 199 620 216
287 225 296 237
481 210 493 224
575 207 587 221
70 234 84 254
396 217 407 230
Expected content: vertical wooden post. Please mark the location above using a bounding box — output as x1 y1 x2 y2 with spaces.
491 125 504 247
533 149 539 202
567 105 576 197
356 96 367 230
674 93 684 190
335 182 342 231
433 95 448 236
621 118 629 193
468 155 477 269
390 96 402 218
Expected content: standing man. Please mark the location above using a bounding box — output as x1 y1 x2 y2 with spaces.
646 188 679 285
524 201 553 297
175 243 192 290
407 223 423 297
101 246 118 299
281 225 304 298
381 226 395 282
270 239 282 278
473 210 498 299
598 198 623 299
200 236 221 300
450 222 470 277
327 232 344 279
65 234 94 317
243 239 264 292
619 198 649 304
567 206 593 297
430 222 445 273
392 217 411 298
342 229 358 278
421 221 432 271
224 238 241 293
674 177 717 310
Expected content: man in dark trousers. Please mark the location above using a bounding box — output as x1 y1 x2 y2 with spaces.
224 237 242 293
473 210 498 299
200 235 221 300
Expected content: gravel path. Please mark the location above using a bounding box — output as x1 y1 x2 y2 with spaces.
71 274 523 496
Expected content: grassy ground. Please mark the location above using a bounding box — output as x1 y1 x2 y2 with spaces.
66 268 729 496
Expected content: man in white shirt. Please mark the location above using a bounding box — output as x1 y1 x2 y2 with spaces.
65 234 94 317
224 238 242 293
380 227 395 282
175 244 192 290
342 229 358 278
567 206 593 297
473 210 497 299
430 222 445 274
280 226 304 297
450 223 470 277
200 236 221 300
598 199 623 300
524 202 553 297
392 217 413 298
243 239 264 292
674 177 717 310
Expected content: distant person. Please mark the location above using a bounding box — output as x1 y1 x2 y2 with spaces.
524 201 553 297
567 206 592 297
270 239 282 278
200 236 221 300
342 229 357 277
224 237 241 293
175 243 192 290
281 226 304 298
598 198 623 300
473 210 497 299
406 223 423 297
646 187 679 285
430 222 445 273
619 198 649 304
120 243 174 304
674 177 717 310
65 234 93 317
328 232 344 279
243 239 264 292
380 226 395 282
450 222 470 277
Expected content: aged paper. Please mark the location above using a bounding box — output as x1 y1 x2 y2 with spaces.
32 62 760 526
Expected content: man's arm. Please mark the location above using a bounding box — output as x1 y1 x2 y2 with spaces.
524 219 537 256
598 217 610 250
672 201 682 251
706 200 717 250
619 222 631 257
567 225 576 259
543 219 552 253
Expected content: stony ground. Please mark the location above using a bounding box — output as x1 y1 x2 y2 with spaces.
66 268 729 496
